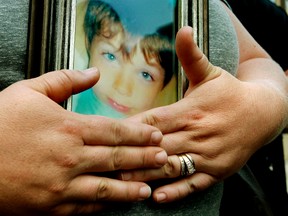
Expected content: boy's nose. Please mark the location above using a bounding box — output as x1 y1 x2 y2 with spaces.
113 71 133 96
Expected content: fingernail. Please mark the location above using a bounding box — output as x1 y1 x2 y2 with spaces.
155 151 167 165
155 192 167 203
139 186 152 200
151 131 163 145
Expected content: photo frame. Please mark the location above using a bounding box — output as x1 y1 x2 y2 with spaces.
27 0 209 118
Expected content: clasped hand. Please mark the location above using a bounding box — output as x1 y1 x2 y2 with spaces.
0 68 167 215
1 26 287 215
123 26 288 203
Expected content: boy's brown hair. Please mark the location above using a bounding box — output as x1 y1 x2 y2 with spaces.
84 0 175 87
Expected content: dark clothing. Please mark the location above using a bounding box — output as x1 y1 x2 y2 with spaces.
222 1 288 216
227 0 288 71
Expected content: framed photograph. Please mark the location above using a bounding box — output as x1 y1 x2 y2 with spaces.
27 0 209 118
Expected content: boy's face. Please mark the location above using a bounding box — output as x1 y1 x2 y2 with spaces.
89 34 165 116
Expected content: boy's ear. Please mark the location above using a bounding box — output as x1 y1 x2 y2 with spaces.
85 36 90 51
84 36 92 59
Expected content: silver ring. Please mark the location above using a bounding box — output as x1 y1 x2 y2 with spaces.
178 155 186 176
183 154 196 175
178 154 196 176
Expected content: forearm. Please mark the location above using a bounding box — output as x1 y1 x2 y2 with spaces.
223 0 287 91
237 58 288 143
223 2 288 143
237 57 288 92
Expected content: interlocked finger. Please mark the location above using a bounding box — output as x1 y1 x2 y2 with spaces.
120 154 198 182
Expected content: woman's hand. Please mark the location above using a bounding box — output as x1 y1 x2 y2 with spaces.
124 26 288 203
0 68 167 215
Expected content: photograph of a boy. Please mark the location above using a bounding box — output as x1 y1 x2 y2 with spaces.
72 0 177 118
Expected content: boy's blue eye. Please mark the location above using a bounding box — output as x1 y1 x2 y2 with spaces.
141 72 153 81
104 53 116 61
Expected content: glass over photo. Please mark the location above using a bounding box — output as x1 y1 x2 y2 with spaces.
72 0 178 118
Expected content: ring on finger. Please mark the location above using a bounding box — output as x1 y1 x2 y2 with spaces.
178 155 186 176
183 154 196 175
178 154 196 176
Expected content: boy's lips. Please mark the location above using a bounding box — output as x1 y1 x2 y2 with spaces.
108 98 130 113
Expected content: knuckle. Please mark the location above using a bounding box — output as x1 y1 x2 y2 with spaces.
60 154 79 168
57 69 74 86
111 147 124 170
143 112 160 127
50 204 76 216
62 118 82 137
95 179 112 201
48 182 67 195
111 121 125 145
187 179 199 192
162 157 178 178
54 151 79 169
46 69 76 94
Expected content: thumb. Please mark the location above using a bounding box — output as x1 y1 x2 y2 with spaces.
26 68 99 103
176 26 220 89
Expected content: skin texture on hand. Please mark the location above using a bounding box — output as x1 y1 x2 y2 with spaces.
123 11 288 203
0 68 167 215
